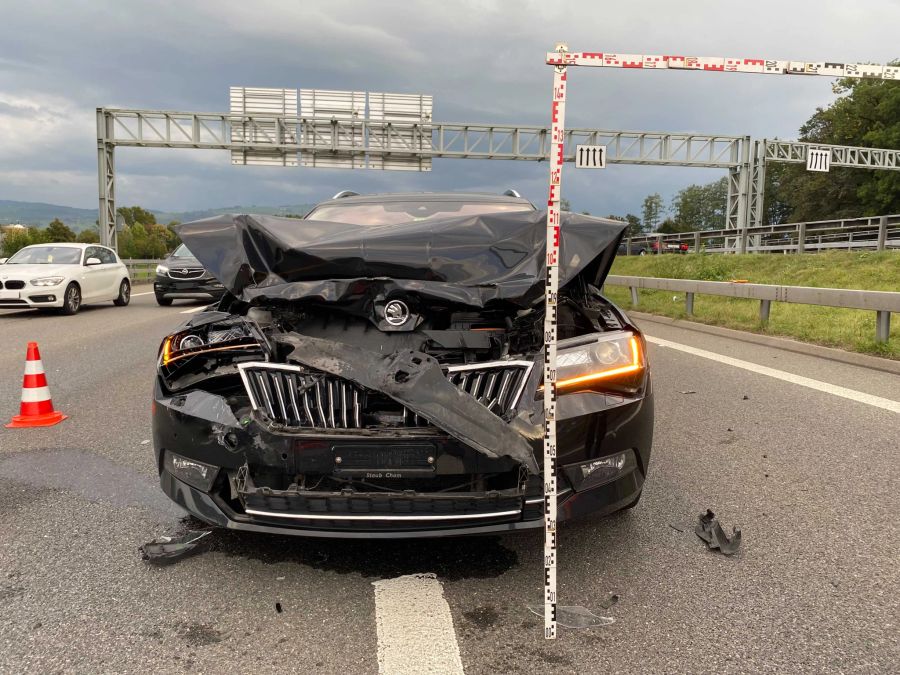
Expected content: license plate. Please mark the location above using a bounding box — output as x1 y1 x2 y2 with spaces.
0 290 20 300
332 444 436 477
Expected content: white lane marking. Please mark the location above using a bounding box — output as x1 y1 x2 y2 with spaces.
131 291 155 297
180 306 208 314
373 573 464 675
646 335 900 414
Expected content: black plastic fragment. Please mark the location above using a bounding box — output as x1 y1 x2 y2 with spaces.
140 530 212 566
695 509 742 555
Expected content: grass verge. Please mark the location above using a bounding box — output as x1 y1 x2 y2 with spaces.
605 251 900 359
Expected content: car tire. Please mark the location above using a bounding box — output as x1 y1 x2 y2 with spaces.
60 282 81 315
155 294 173 306
113 279 131 306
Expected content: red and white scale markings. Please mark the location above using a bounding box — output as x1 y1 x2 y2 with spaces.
545 51 900 79
542 51 568 641
540 45 896 641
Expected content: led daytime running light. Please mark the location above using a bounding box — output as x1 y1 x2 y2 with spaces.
556 336 643 389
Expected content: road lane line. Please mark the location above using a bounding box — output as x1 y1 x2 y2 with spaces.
131 291 155 297
646 335 900 414
373 573 464 675
179 306 208 314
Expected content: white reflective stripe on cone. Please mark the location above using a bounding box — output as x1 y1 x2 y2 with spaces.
24 361 46 375
21 386 52 403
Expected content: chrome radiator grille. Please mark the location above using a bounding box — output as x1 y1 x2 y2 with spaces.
239 360 533 429
168 267 205 279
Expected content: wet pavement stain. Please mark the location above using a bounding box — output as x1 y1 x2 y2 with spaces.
0 584 25 602
463 605 500 629
0 449 183 518
176 622 226 646
201 529 520 580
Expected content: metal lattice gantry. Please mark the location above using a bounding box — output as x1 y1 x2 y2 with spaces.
96 106 900 250
748 140 900 229
95 106 756 248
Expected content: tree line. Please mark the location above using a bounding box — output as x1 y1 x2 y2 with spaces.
1 206 181 259
611 65 899 234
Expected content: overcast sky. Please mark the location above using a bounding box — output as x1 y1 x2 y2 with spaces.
1 0 897 217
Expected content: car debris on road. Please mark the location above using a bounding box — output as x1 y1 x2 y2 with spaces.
140 530 212 565
695 509 742 555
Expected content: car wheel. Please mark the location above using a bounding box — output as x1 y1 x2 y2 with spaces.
113 279 131 306
60 282 81 315
155 293 173 306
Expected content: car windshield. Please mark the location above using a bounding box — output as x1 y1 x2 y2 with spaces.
171 244 194 258
305 200 534 226
6 246 82 264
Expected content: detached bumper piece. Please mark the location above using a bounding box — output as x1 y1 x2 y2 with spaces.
233 467 531 531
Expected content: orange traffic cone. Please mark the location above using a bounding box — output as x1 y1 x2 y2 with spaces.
5 342 67 428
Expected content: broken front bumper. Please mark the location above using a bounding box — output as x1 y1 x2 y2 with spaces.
152 377 652 539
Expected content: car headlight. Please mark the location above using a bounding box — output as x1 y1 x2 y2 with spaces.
30 277 64 287
155 265 169 276
554 331 646 394
159 322 261 367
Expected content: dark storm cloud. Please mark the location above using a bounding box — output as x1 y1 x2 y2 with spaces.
0 0 897 214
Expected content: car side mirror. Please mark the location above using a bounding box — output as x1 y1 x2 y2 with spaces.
85 257 102 266
0 258 7 264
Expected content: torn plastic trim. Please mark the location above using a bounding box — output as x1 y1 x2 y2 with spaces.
695 509 742 555
140 530 211 566
163 390 241 428
273 333 540 473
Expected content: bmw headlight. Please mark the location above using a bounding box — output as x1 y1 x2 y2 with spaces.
155 264 169 276
554 331 646 395
30 276 64 287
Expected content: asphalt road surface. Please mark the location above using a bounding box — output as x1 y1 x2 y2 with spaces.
1 291 898 673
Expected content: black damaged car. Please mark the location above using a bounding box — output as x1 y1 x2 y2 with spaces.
152 192 653 538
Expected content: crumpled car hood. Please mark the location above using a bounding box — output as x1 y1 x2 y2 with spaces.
175 211 626 307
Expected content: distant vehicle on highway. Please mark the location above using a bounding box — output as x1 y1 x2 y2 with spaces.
153 243 226 306
652 241 689 254
617 240 689 255
151 192 653 539
0 243 130 315
618 241 649 255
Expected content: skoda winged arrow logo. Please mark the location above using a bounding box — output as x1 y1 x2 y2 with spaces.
384 299 410 326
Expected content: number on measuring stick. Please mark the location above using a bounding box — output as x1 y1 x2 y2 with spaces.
575 144 607 168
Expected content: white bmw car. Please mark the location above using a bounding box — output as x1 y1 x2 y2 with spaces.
0 243 131 315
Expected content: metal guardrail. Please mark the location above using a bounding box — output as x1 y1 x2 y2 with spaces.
126 258 895 342
123 258 159 283
625 214 900 254
605 275 898 343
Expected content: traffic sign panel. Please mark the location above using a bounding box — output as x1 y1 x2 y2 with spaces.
807 148 831 172
575 144 607 168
